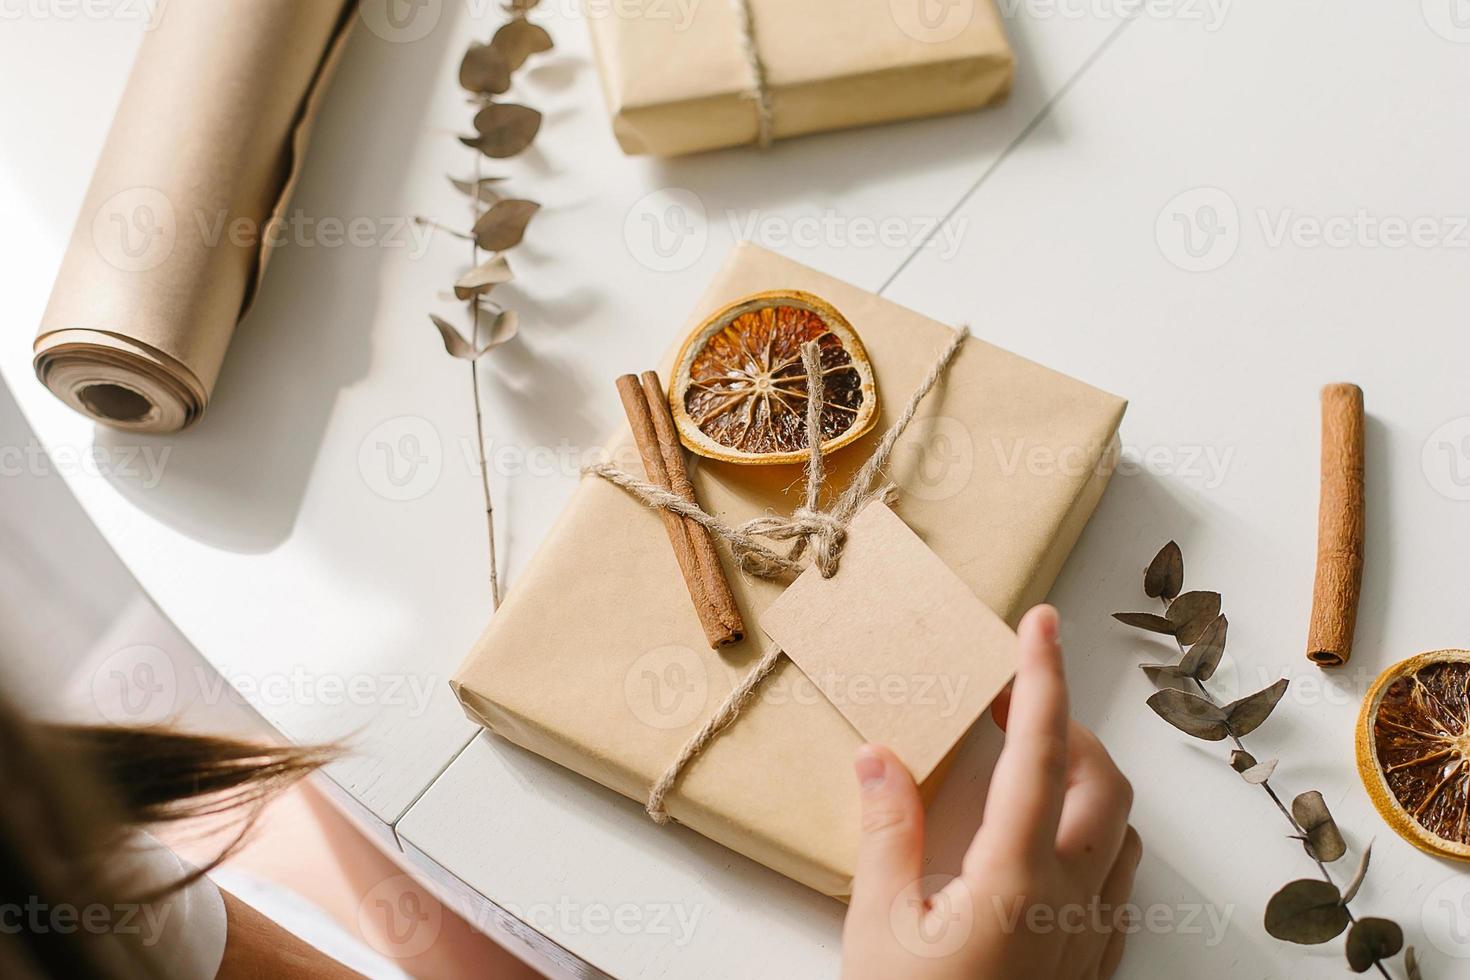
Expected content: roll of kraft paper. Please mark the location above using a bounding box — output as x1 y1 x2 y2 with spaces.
33 0 355 433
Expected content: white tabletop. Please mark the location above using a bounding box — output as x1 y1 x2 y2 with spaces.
4 2 1470 978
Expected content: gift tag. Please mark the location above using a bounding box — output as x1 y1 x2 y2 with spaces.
761 501 1018 783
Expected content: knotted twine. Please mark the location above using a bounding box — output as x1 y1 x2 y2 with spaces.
731 0 775 149
586 326 970 823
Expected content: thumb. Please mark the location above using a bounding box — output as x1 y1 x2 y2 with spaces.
849 744 925 920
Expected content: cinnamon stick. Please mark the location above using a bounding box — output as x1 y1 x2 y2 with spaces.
616 374 745 648
1307 383 1365 668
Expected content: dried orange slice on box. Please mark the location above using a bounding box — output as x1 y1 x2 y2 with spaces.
1356 649 1470 860
669 291 877 465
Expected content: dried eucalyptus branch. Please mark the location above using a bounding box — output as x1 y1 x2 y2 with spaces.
418 1 554 608
1115 542 1421 979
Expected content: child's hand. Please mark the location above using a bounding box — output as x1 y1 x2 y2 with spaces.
841 605 1141 980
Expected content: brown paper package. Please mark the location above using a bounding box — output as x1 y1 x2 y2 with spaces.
453 244 1126 898
33 0 354 433
588 0 1015 156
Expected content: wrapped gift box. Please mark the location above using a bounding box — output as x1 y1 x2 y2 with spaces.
452 243 1125 897
587 0 1015 156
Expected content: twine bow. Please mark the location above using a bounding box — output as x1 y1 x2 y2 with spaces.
586 325 970 822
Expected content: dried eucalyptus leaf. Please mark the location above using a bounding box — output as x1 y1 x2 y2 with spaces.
1229 749 1257 772
413 215 472 241
449 175 507 203
1146 689 1230 741
1112 612 1177 635
1340 841 1372 905
1223 678 1290 737
429 311 519 360
1241 759 1278 785
1405 945 1422 980
466 103 543 158
1263 879 1350 945
490 18 553 71
460 43 511 95
1179 615 1227 681
474 308 520 354
1144 541 1184 599
430 314 477 360
1140 662 1190 681
1345 918 1403 973
1166 591 1222 645
472 199 540 251
1292 790 1347 862
454 254 514 300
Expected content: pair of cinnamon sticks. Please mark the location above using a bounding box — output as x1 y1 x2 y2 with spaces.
616 372 745 648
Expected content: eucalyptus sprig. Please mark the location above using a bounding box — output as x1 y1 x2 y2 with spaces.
1115 542 1421 979
416 0 554 607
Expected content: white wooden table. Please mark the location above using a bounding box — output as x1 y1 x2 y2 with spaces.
5 2 1470 977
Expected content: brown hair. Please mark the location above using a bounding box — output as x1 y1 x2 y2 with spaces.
0 693 336 979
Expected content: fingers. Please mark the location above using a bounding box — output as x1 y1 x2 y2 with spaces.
1095 826 1143 979
1055 721 1134 889
848 744 925 923
979 605 1070 856
1098 927 1128 980
1050 824 1142 980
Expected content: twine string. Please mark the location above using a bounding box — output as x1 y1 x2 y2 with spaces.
586 326 970 822
731 0 775 149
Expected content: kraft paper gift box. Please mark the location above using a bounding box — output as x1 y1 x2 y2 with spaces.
587 0 1015 156
451 243 1126 898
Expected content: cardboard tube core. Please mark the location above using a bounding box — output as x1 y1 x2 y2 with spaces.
79 384 154 423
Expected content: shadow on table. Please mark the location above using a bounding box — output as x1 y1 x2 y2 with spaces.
636 13 1064 222
918 469 1333 973
1351 414 1393 663
921 471 1207 894
95 11 459 553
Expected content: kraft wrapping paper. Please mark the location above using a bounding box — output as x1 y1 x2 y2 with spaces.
587 0 1015 156
452 243 1126 898
33 0 354 433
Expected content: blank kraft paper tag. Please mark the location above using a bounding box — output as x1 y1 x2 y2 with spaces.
762 501 1019 783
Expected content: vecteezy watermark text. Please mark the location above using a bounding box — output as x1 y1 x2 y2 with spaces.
492 898 704 947
991 437 1236 490
1158 186 1470 272
0 897 173 947
200 666 438 717
990 895 1232 944
724 210 967 262
89 643 439 725
995 0 1231 31
92 186 434 273
0 440 170 489
889 874 1233 959
0 0 165 27
359 0 702 44
623 644 976 730
195 209 433 258
1256 209 1470 251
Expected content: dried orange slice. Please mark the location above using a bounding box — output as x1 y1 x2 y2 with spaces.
1356 649 1470 861
669 291 877 465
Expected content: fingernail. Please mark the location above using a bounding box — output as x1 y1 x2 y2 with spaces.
854 746 886 790
1039 606 1060 643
